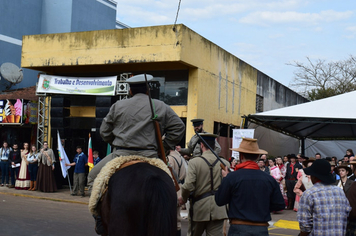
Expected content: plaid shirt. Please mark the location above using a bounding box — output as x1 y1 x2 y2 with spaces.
297 182 351 236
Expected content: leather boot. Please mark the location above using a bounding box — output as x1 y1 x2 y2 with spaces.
28 181 33 191
290 198 295 210
286 198 292 210
31 181 37 191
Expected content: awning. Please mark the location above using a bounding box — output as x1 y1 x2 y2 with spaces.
246 91 356 140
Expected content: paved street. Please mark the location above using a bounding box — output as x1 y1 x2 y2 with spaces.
0 186 300 236
0 193 95 236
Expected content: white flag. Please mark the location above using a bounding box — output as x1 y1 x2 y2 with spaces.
57 131 71 178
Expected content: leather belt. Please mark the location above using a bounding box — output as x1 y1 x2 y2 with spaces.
1 160 8 162
230 219 269 227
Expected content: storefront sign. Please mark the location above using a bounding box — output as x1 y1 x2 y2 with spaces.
24 101 38 124
0 99 23 124
36 75 117 96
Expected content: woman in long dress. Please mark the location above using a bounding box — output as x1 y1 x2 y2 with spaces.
15 142 31 190
27 145 39 191
36 141 57 192
269 158 284 212
293 158 315 211
276 156 288 207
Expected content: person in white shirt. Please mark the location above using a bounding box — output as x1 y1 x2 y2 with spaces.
27 145 39 191
0 141 12 186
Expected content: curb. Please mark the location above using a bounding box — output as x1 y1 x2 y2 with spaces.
0 191 89 205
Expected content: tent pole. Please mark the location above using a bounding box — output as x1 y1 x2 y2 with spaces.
301 138 305 156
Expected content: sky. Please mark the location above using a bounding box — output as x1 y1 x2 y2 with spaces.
116 0 356 88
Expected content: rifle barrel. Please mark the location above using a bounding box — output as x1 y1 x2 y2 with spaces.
195 131 227 167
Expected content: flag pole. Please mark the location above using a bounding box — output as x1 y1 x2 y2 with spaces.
67 169 72 193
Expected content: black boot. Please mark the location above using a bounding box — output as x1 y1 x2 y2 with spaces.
286 198 292 210
94 215 104 235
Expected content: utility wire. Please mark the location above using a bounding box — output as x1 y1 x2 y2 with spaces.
173 0 182 32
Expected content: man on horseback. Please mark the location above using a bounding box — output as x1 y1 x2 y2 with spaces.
88 74 185 235
88 74 185 188
178 133 229 236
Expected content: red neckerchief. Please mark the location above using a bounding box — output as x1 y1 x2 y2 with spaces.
278 164 284 169
234 160 259 171
290 163 295 175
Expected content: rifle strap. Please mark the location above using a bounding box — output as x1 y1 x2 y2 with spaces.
150 99 158 120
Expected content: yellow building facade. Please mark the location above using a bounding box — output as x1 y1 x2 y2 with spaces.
22 24 258 153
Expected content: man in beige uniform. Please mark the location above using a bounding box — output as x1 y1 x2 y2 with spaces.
179 133 229 236
167 149 187 236
177 119 221 158
88 74 185 190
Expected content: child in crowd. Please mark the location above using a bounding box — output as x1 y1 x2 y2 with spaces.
93 151 101 166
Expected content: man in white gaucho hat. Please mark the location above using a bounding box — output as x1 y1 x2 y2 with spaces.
88 74 185 235
215 138 285 236
88 74 185 189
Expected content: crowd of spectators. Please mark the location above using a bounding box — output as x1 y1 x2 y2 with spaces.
0 140 102 194
225 148 356 235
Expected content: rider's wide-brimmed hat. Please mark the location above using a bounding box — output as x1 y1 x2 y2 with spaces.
334 164 353 176
126 74 153 84
304 159 335 184
230 138 267 155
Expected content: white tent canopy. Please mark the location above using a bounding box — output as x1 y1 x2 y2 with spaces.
247 91 356 140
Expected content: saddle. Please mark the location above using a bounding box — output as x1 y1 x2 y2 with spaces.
88 155 173 216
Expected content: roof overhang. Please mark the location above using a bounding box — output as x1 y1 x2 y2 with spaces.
246 91 356 140
246 115 356 140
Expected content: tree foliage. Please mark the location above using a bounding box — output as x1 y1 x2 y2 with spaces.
288 55 356 100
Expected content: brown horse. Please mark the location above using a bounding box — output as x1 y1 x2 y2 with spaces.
98 162 177 236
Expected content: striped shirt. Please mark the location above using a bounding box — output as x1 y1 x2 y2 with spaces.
297 182 351 236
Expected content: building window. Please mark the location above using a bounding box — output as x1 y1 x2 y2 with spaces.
256 95 264 112
150 70 188 106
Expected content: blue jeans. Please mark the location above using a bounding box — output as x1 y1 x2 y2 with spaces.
10 166 20 186
228 224 269 236
0 161 9 184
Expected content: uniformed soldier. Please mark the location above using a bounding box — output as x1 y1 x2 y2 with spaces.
178 133 229 236
88 74 185 188
167 148 187 236
176 119 221 158
87 74 185 234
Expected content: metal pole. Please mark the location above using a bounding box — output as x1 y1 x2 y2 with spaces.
66 170 72 194
301 138 305 156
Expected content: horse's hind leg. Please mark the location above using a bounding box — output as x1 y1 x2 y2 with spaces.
99 191 110 236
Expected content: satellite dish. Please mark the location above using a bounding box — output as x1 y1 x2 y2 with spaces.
0 62 23 90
